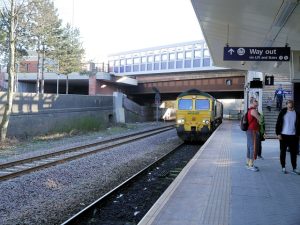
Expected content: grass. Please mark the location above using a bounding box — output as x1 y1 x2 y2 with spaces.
53 116 106 134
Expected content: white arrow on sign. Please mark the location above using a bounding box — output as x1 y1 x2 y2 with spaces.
228 48 235 55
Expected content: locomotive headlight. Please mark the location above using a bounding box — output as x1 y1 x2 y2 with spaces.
177 118 185 124
202 119 210 125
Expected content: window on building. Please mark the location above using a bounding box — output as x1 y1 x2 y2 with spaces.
154 63 160 70
161 62 167 70
120 59 125 65
185 51 192 59
203 58 211 67
194 50 201 58
193 59 201 67
204 49 210 57
126 58 133 65
148 56 154 63
168 61 175 69
169 53 175 61
177 52 183 60
133 65 139 72
176 60 183 68
162 54 168 61
140 64 146 71
133 58 140 64
147 63 152 71
154 55 160 62
184 60 192 68
125 65 131 72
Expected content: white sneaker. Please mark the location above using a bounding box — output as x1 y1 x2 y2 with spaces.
291 169 300 175
282 168 287 174
248 166 259 172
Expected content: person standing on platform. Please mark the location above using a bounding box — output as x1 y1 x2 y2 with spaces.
246 98 260 172
257 112 265 159
275 100 300 175
274 84 285 111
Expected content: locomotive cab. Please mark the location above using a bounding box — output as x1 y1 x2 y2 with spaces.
175 89 223 142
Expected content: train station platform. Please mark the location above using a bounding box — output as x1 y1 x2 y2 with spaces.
139 120 300 225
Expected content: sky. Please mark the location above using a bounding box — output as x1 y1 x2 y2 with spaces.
53 0 204 62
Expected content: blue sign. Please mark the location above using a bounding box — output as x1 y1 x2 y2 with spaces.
224 47 290 61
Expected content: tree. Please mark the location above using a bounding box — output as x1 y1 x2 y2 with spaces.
52 24 85 94
0 0 85 140
0 0 33 141
0 0 16 141
29 0 62 94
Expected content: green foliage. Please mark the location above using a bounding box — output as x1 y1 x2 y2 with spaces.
30 0 63 59
52 24 85 75
1 0 85 74
0 0 36 64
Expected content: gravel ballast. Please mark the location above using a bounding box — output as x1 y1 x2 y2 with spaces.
0 122 182 225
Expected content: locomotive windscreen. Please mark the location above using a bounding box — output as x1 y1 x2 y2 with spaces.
178 99 193 110
195 99 210 110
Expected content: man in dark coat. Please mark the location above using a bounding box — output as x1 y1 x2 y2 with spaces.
275 100 300 174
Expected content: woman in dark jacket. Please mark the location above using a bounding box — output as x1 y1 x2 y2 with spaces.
275 100 300 174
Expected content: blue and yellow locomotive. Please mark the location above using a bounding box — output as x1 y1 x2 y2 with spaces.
175 89 223 142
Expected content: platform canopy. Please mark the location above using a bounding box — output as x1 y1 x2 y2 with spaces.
191 0 300 75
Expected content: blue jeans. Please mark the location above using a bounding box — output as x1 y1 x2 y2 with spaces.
246 130 259 160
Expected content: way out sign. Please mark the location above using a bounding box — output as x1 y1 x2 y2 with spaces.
223 47 290 61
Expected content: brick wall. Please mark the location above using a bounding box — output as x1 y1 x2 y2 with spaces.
19 61 38 73
89 75 126 95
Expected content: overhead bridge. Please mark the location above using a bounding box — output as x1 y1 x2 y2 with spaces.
126 70 245 103
90 40 246 104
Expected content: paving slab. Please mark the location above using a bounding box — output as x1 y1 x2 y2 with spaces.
139 120 300 225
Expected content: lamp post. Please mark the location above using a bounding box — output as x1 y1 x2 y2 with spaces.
56 73 59 95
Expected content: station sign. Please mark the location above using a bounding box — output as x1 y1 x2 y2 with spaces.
265 75 274 86
223 47 290 61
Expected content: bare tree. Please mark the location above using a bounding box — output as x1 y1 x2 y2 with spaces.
0 0 32 141
0 0 16 141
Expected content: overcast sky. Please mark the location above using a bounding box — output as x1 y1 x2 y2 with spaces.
53 0 203 62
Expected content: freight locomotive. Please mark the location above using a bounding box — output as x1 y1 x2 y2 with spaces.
175 89 223 142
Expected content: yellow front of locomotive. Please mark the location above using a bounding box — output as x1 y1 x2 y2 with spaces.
176 95 213 142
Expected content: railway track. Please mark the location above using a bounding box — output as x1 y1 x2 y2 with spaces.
60 143 200 225
0 125 174 181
